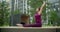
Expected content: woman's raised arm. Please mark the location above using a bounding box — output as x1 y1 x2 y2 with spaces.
38 1 46 15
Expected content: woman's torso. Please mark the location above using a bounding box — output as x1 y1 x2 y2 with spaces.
34 13 42 24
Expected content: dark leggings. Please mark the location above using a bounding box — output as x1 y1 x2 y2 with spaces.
24 23 42 27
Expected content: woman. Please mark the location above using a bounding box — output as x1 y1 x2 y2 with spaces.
17 1 46 27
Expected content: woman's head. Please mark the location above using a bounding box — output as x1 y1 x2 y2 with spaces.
36 8 40 12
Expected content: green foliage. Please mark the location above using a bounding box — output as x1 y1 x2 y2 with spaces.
50 11 58 21
0 1 10 26
48 10 59 26
28 0 43 8
46 3 60 26
13 9 20 15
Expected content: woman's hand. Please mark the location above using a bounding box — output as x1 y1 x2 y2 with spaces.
38 1 46 15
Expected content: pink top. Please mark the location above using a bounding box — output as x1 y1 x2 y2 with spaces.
34 13 42 24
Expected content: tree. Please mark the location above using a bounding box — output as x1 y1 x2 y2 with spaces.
0 1 10 26
46 2 60 26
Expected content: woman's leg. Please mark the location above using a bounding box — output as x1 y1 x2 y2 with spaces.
24 23 42 27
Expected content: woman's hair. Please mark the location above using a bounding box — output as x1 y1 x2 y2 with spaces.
38 7 40 11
